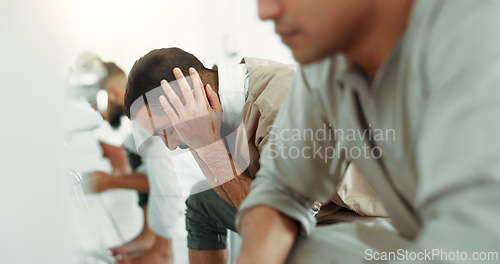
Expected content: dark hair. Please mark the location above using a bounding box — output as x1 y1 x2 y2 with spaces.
124 48 213 118
102 62 125 87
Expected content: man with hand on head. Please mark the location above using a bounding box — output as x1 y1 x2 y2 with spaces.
125 48 386 264
85 62 175 264
236 0 500 263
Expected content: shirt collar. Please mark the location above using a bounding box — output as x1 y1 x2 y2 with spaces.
217 63 249 134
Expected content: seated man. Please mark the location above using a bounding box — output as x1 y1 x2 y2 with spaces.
236 0 500 263
124 48 387 263
87 142 155 258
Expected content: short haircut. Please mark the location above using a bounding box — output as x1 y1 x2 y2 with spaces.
124 48 213 118
102 62 125 87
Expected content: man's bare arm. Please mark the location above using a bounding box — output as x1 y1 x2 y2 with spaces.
190 141 252 208
237 205 298 264
87 171 149 193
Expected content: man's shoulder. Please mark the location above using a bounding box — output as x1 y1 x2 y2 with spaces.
243 57 297 98
241 57 296 69
299 55 350 91
242 57 297 83
243 55 349 108
409 0 500 95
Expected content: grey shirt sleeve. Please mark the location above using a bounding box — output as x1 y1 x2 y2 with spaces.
403 0 500 257
236 59 348 236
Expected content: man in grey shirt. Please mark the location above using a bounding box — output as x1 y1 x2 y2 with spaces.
237 0 500 263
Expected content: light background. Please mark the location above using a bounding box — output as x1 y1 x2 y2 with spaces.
0 0 294 263
64 0 296 73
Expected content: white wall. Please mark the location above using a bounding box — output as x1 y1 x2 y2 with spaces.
0 0 71 263
64 0 295 74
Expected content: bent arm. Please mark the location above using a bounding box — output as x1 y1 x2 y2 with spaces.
110 172 149 193
237 205 298 264
191 141 252 208
236 60 347 261
86 171 149 193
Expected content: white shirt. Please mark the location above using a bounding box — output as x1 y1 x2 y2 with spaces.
129 124 204 239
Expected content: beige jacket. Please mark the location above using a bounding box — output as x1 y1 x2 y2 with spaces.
240 57 387 218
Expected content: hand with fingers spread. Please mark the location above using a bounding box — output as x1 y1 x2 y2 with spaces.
159 67 223 151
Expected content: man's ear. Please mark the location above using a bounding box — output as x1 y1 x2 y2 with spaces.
108 87 123 104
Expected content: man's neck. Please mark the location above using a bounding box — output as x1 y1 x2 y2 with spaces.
344 0 415 78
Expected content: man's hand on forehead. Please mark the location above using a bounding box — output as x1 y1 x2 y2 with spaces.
159 67 223 150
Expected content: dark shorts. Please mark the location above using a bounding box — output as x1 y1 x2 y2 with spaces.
185 181 237 250
137 192 149 207
127 150 149 207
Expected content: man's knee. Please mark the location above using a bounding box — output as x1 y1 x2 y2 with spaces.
185 192 229 250
185 186 219 217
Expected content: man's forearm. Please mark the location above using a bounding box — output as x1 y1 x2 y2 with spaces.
110 172 149 193
237 205 298 264
191 140 252 208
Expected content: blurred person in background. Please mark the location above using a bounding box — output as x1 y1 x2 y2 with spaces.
87 63 149 200
85 61 175 264
124 48 387 264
